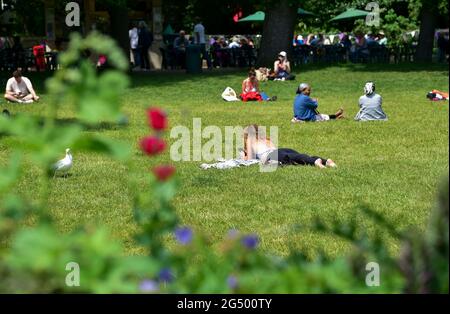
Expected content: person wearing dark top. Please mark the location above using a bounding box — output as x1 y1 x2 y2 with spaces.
310 34 324 47
437 32 448 63
138 21 153 70
173 30 189 68
11 36 25 70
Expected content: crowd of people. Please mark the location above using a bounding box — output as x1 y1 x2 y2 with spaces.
294 31 389 48
0 32 59 72
224 45 389 170
291 31 393 64
167 29 258 70
156 28 443 70
237 70 388 169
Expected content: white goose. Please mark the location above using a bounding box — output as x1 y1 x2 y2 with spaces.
53 148 73 178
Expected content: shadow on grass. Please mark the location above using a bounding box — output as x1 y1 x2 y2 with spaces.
2 62 447 92
49 117 129 132
0 115 128 140
294 62 449 74
128 68 247 89
129 62 448 89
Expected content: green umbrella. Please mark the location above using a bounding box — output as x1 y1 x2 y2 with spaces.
330 8 369 22
163 24 175 35
238 11 265 23
239 9 314 23
297 8 315 16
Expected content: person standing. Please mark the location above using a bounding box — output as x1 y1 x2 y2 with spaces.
138 21 153 71
193 17 212 70
129 22 141 68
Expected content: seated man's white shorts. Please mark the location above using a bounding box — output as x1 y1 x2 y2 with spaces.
315 114 330 122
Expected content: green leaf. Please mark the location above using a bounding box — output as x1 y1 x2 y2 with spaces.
73 135 132 162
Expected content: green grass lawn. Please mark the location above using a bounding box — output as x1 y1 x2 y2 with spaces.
0 63 448 258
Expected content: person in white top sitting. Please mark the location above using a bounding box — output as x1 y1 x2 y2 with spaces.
4 69 40 104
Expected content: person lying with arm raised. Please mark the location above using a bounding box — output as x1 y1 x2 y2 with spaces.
242 124 337 169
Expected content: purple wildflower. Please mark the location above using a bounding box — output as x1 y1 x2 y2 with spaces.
159 268 174 283
139 279 159 293
227 275 238 290
241 234 259 250
175 227 193 245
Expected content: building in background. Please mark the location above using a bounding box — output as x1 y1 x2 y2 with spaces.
0 0 165 69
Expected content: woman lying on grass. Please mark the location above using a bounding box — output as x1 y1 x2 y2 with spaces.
242 124 337 169
240 68 277 102
292 83 344 123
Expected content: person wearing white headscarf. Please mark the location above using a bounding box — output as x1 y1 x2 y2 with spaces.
354 82 388 121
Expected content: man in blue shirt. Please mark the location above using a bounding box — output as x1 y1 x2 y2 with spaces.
292 83 344 122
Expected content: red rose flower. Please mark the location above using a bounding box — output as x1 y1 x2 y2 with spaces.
152 165 176 181
147 108 168 131
140 136 166 155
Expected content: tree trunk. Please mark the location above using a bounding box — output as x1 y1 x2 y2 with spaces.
107 4 130 60
257 0 297 67
415 5 436 62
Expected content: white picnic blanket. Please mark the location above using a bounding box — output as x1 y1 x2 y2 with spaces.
200 159 260 170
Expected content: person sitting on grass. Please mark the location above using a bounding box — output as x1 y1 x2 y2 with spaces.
240 68 276 102
4 69 40 104
292 83 344 123
242 124 337 169
354 82 388 121
273 51 295 81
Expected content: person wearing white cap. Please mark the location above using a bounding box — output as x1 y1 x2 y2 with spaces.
376 31 387 45
292 83 344 123
274 51 293 81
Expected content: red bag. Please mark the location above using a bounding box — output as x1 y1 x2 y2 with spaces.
240 91 262 102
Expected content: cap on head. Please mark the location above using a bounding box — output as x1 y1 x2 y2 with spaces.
279 51 287 58
364 82 375 95
297 83 310 94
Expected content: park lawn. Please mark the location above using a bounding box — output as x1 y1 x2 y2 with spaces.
0 63 448 258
